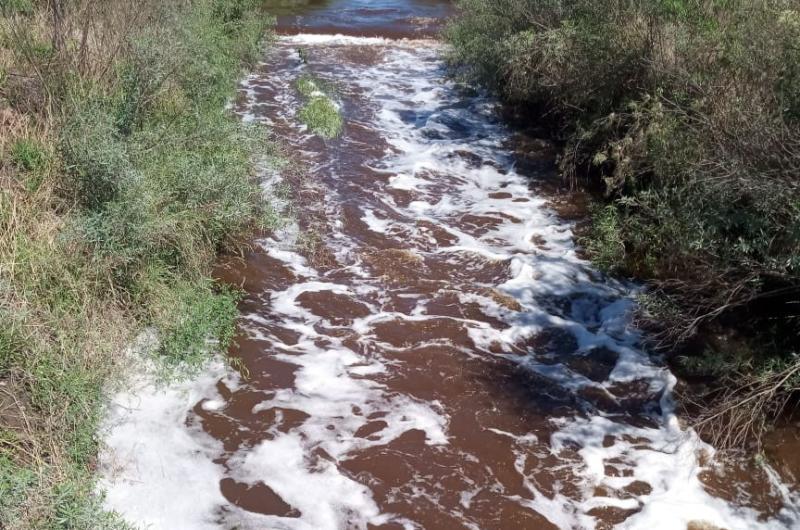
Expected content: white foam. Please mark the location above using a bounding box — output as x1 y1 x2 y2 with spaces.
550 413 800 530
219 262 448 529
361 208 392 234
99 360 233 530
227 434 384 530
263 245 317 278
281 33 439 49
99 32 800 530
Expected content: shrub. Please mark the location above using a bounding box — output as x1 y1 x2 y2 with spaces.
61 96 134 209
447 0 800 447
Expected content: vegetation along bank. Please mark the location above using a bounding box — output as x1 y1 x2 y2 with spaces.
0 0 278 527
446 0 800 449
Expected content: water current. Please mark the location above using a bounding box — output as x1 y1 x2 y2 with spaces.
98 2 800 529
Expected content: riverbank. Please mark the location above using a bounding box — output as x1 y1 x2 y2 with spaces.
0 1 277 526
445 0 800 450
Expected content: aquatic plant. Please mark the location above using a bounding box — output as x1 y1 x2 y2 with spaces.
295 74 343 138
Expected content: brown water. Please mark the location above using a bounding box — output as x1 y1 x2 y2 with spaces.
267 0 452 38
99 3 800 529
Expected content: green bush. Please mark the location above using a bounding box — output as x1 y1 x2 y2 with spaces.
61 96 134 209
448 0 800 445
447 0 800 337
59 0 273 291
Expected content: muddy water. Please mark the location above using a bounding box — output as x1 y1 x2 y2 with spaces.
268 0 452 38
99 4 800 530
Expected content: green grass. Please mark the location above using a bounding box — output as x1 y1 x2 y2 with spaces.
0 456 132 530
150 280 241 371
295 74 343 138
10 138 49 192
10 138 47 172
296 74 320 97
0 0 281 527
299 97 343 139
580 203 625 273
0 457 37 527
0 0 34 17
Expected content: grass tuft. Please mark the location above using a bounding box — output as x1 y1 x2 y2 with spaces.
299 97 343 139
295 74 343 138
149 280 241 371
10 138 47 172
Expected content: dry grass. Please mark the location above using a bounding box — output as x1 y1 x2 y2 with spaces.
684 360 800 451
1 0 275 526
447 0 800 450
362 248 425 283
476 287 522 312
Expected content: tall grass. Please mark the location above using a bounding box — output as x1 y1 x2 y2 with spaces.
0 0 277 526
447 0 800 448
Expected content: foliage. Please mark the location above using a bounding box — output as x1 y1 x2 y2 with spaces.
10 138 48 172
447 0 800 447
0 457 37 527
298 96 343 139
150 280 241 369
0 0 277 527
1 457 132 530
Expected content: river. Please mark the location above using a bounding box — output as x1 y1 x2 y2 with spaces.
98 2 800 529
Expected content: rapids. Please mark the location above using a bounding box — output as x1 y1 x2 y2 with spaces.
98 3 800 529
